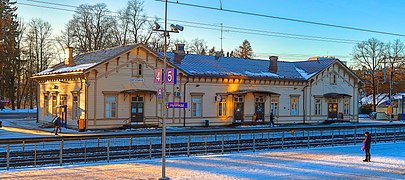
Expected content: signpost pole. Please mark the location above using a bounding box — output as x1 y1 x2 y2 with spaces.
161 0 168 179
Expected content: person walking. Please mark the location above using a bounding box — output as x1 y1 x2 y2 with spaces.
270 110 275 127
53 117 62 135
362 131 372 162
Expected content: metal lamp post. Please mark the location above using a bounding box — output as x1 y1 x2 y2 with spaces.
153 1 183 179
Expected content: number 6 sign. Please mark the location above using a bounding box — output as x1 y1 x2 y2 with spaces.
166 68 177 84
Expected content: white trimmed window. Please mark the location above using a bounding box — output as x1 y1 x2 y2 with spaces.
43 93 49 116
105 95 117 118
344 99 350 114
331 73 337 85
192 96 202 117
132 62 143 77
270 96 279 116
51 93 57 116
290 96 299 115
315 98 322 115
72 92 79 120
217 96 227 117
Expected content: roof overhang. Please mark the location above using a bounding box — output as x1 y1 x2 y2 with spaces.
323 93 352 98
228 89 280 95
120 89 157 94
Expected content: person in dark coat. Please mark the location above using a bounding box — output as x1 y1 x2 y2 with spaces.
270 110 275 127
53 117 62 135
362 131 372 162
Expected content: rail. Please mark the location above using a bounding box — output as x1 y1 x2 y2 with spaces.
1 123 405 170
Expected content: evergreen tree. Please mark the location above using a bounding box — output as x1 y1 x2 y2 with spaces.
0 0 20 109
235 40 254 59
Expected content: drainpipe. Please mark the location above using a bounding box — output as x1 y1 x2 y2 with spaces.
78 77 84 130
303 81 310 124
183 77 189 127
36 82 39 123
83 78 89 131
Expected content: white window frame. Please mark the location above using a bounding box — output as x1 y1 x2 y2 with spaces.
217 96 227 117
43 92 49 116
290 96 299 115
72 92 79 121
105 95 117 118
330 73 337 85
51 93 58 116
314 98 322 115
132 62 143 77
192 96 202 117
344 98 350 115
270 96 279 116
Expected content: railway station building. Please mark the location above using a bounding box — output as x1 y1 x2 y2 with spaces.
32 43 361 130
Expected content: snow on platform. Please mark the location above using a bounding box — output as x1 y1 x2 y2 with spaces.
1 142 404 179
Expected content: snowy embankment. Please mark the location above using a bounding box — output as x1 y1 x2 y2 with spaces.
1 142 404 179
0 108 37 114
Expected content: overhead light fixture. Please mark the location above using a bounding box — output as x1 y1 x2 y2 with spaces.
153 22 161 30
170 24 184 32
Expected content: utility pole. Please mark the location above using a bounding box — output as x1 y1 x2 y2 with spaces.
220 23 223 51
153 1 183 179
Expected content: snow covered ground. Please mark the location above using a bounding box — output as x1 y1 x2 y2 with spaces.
1 142 404 179
0 108 37 113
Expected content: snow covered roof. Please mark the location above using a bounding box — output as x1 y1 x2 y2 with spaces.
33 43 337 81
34 44 140 76
162 52 336 80
360 93 405 105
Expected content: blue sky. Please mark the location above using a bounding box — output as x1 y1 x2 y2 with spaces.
16 0 405 66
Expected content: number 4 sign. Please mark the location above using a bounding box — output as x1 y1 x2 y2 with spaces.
166 68 177 84
154 69 163 84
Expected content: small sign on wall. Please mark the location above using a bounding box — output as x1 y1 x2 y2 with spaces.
167 102 187 108
157 88 163 99
130 78 144 82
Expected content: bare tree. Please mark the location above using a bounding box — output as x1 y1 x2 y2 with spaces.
384 39 405 98
188 38 207 55
67 3 116 53
167 38 186 52
119 0 154 44
352 38 386 111
23 18 54 109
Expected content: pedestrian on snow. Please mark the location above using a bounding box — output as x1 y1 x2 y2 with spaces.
53 117 62 135
270 110 275 127
362 131 372 162
0 101 4 111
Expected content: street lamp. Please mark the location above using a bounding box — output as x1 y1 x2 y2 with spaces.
153 1 183 179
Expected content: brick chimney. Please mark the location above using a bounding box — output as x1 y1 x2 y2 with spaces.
268 56 278 73
174 44 185 64
64 47 74 66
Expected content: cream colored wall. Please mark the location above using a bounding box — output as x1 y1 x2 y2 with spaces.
37 47 360 129
307 63 359 123
37 78 85 129
86 47 163 129
173 81 306 126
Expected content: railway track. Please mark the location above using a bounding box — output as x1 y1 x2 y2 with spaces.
1 127 404 170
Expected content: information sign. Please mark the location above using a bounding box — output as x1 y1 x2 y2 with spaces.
165 68 177 84
167 102 187 108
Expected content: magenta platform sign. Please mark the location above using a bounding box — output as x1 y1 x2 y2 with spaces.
167 102 187 108
154 69 163 84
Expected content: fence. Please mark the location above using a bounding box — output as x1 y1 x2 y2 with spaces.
1 124 405 170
